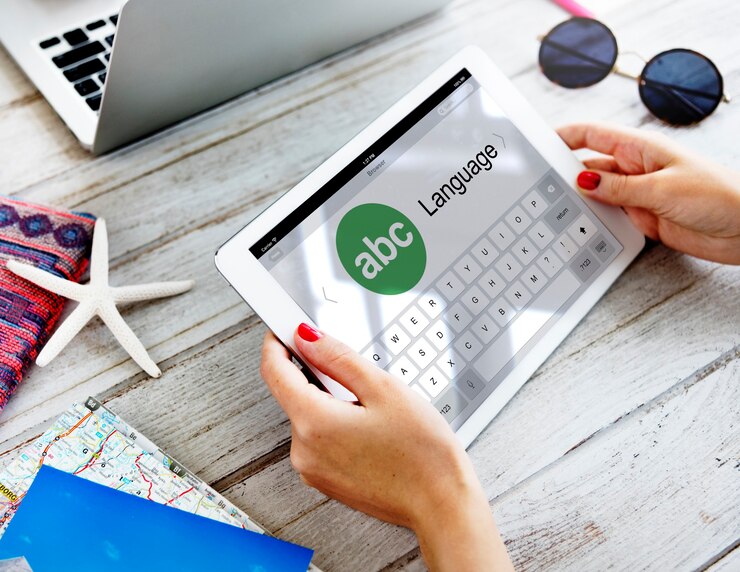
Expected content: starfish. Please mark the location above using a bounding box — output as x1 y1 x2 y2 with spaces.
6 218 194 378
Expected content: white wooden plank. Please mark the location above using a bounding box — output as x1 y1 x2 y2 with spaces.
495 354 740 571
394 355 740 572
704 546 740 572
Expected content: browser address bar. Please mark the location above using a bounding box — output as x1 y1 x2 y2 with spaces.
437 82 474 116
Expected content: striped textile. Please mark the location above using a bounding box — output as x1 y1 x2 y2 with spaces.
0 197 95 413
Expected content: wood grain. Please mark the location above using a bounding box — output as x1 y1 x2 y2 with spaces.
0 0 738 570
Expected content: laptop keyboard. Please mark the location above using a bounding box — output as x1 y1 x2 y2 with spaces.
359 172 622 428
37 15 119 113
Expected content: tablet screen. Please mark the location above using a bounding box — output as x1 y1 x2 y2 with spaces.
251 69 623 427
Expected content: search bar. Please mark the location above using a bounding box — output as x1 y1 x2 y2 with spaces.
437 83 474 116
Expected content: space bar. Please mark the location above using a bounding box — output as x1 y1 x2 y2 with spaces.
473 268 580 380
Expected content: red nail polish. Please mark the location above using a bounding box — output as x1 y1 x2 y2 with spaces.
577 171 601 191
297 323 322 342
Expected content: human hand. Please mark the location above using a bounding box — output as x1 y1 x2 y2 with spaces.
557 122 740 265
260 324 513 571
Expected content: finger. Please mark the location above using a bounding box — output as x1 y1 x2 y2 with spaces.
582 157 620 174
576 169 664 210
558 122 674 169
261 331 332 417
294 324 383 402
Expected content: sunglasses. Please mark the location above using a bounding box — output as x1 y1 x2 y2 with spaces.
538 18 730 125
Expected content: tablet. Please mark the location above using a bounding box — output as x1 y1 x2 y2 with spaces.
216 46 644 448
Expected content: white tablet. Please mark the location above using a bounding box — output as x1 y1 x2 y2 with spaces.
216 46 644 448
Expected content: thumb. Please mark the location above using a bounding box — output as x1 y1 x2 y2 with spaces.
294 323 381 402
576 170 662 210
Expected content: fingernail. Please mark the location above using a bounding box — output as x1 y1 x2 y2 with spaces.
297 323 322 342
577 171 601 191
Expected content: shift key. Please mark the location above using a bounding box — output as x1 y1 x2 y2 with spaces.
544 195 581 234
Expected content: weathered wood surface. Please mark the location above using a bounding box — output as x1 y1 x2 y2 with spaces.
1 0 738 570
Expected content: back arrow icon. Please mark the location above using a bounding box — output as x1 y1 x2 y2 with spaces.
322 287 338 303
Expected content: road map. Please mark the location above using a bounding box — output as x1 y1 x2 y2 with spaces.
0 397 265 537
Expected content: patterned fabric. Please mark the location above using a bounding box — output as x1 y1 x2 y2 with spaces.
0 197 95 412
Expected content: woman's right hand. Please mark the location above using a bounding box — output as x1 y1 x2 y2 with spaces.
557 122 740 265
260 326 513 571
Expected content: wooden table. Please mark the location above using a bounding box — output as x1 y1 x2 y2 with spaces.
1 0 738 569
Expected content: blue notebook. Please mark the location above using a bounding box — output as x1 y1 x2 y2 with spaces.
0 465 313 571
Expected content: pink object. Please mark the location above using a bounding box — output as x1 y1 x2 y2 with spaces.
552 0 595 18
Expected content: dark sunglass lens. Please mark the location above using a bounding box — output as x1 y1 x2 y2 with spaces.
639 49 723 125
539 18 618 88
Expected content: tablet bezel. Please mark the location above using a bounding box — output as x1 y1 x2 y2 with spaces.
215 45 645 447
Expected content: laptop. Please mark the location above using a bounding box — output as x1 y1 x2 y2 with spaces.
0 0 451 154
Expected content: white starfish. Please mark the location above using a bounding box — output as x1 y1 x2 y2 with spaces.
6 218 194 378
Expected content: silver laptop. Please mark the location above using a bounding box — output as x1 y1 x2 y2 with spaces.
0 0 451 154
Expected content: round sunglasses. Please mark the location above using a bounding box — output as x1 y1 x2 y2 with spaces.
538 18 730 125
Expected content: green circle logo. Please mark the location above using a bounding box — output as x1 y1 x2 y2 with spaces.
336 203 426 295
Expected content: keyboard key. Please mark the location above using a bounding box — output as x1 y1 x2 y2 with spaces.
522 189 547 218
411 384 431 402
110 15 119 25
362 343 392 369
494 252 522 281
418 288 446 319
98 72 107 84
86 94 102 111
453 254 481 284
63 29 89 46
478 268 505 299
553 234 578 261
436 347 466 378
454 332 483 361
53 41 105 68
435 388 468 423
105 53 111 61
505 205 532 234
522 266 548 294
570 250 601 282
381 323 411 355
489 297 516 327
460 285 489 316
426 319 456 351
65 58 106 83
457 370 486 401
39 37 61 50
399 307 429 337
544 195 581 234
408 338 437 369
74 78 99 97
474 270 580 381
436 270 465 302
590 234 616 262
568 213 598 246
106 34 115 47
538 174 564 204
443 303 472 334
512 236 537 266
505 280 533 310
471 314 500 345
86 20 106 31
537 249 563 277
528 220 554 249
419 366 448 398
389 356 419 384
471 238 498 267
489 221 515 250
